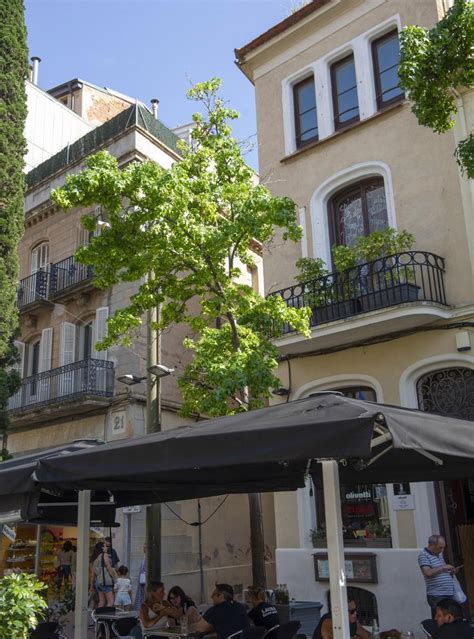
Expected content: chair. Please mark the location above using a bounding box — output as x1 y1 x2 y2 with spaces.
262 624 280 639
276 621 301 639
111 617 138 638
420 618 437 638
92 607 116 639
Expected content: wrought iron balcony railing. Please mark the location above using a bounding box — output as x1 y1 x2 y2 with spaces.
16 255 94 309
16 270 49 309
271 251 447 334
8 358 114 413
49 255 93 296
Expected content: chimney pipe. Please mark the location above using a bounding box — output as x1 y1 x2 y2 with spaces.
150 98 159 120
31 56 41 86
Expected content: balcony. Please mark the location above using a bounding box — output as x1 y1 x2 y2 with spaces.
8 358 114 422
271 251 450 354
17 255 94 311
49 255 94 301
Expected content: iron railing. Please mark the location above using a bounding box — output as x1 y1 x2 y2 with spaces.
8 358 114 413
271 251 447 334
16 270 49 309
49 255 93 296
17 255 94 309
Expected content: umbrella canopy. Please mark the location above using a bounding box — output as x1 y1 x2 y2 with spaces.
1 393 472 510
0 439 117 525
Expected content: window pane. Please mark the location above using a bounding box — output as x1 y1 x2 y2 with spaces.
374 32 404 106
376 34 400 73
294 77 318 146
337 194 364 246
366 185 388 232
333 56 359 126
297 80 316 113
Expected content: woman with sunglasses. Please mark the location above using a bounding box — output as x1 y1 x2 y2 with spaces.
167 586 200 625
312 599 371 639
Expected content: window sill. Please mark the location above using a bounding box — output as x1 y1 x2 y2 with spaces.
281 99 407 164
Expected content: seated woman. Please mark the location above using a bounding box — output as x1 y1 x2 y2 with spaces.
137 581 172 638
167 586 201 625
247 586 279 630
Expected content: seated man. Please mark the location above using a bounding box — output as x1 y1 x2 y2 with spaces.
433 598 473 638
193 584 250 639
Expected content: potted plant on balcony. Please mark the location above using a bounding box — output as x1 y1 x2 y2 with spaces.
350 228 419 311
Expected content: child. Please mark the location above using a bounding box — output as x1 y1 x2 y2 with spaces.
114 565 132 610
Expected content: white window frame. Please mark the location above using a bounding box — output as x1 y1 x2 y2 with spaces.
30 241 49 274
281 15 402 153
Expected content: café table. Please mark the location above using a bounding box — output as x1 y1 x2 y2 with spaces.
142 627 217 639
92 609 138 639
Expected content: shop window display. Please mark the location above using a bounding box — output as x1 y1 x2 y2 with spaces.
311 386 391 547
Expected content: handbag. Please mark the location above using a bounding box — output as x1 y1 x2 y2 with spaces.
452 574 467 604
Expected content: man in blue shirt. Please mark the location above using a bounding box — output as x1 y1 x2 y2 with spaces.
418 535 457 616
194 584 249 639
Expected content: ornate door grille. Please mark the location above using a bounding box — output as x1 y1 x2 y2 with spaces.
416 367 474 421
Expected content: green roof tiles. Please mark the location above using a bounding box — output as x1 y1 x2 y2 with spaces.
27 103 181 189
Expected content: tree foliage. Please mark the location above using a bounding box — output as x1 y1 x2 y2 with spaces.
52 78 310 416
0 573 48 639
0 0 28 457
399 0 474 177
0 337 20 460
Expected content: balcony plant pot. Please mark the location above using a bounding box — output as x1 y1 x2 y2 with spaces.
311 539 328 549
360 282 420 312
312 298 361 324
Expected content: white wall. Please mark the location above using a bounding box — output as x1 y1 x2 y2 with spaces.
276 547 428 634
25 81 93 171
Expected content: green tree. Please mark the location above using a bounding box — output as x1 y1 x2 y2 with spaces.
399 0 474 177
0 338 21 461
52 78 310 585
0 0 29 457
0 573 48 639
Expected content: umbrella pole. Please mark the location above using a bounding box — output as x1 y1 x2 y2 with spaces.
321 460 351 639
74 489 91 639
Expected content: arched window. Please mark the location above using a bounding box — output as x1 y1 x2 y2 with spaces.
30 241 49 274
417 367 474 421
328 178 388 248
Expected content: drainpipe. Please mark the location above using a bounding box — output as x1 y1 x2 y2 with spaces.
150 98 159 120
31 56 41 86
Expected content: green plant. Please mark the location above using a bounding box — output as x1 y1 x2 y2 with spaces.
353 228 414 263
365 521 391 539
295 257 328 284
310 525 326 545
455 133 474 179
0 573 48 639
399 0 474 178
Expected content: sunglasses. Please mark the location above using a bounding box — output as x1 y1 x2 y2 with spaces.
348 608 357 614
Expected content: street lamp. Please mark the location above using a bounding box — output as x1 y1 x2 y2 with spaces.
116 359 173 583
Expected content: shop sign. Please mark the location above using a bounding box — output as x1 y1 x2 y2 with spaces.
344 486 372 502
392 494 415 510
2 524 16 542
123 506 141 514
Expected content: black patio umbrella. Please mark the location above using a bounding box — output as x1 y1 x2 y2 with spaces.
26 392 474 499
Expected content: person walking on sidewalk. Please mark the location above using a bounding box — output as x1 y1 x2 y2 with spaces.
418 534 459 616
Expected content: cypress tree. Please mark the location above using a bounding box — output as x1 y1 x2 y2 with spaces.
0 0 28 458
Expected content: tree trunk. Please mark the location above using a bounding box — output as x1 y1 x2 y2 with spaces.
248 492 266 587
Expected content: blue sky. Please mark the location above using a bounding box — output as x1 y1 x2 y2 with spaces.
25 0 297 170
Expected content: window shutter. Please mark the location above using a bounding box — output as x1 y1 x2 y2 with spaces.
13 341 25 377
60 322 76 366
94 307 109 360
30 247 39 275
39 328 53 372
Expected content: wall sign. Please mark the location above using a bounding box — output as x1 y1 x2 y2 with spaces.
392 494 415 510
314 552 378 584
123 506 141 514
2 524 16 542
109 411 127 438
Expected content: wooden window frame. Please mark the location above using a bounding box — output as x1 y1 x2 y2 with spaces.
293 76 318 149
331 54 359 131
328 177 386 250
372 30 405 111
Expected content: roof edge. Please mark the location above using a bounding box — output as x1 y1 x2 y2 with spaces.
235 0 332 63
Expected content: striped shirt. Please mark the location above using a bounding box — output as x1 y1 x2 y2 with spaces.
418 547 454 597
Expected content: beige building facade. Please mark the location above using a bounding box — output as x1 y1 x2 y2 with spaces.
236 0 474 630
5 80 276 601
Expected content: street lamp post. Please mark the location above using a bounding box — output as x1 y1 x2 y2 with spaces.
117 306 173 584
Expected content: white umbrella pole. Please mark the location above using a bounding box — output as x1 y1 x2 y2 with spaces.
74 490 91 639
321 460 351 639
